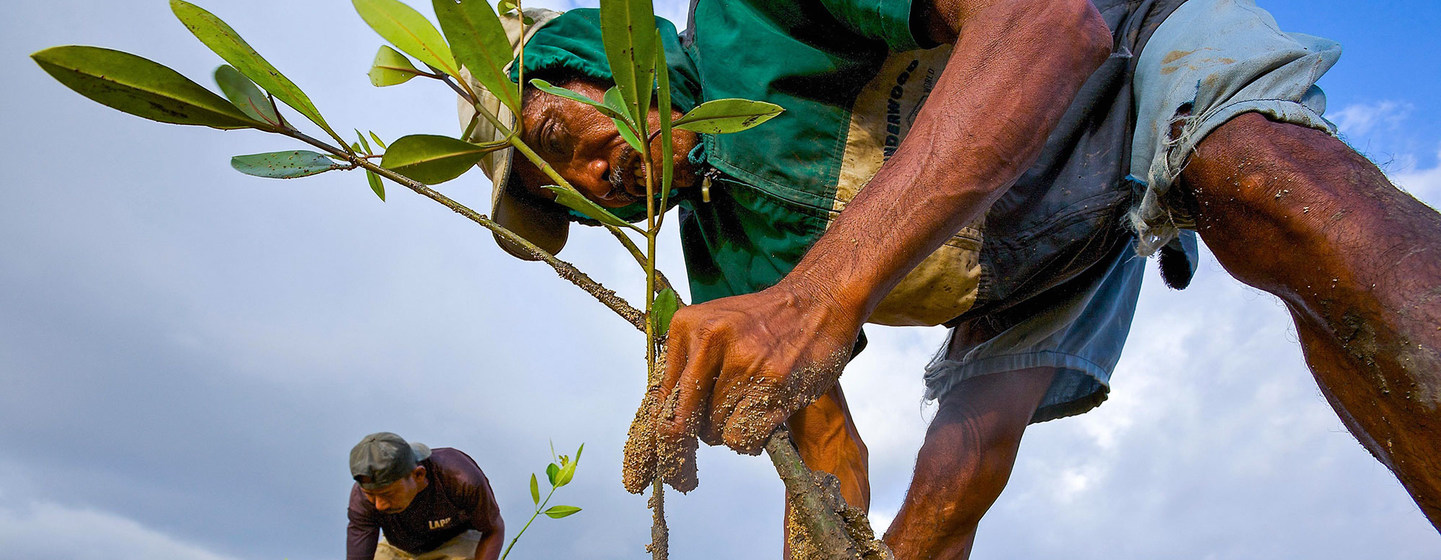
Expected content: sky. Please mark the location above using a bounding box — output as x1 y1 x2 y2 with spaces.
3 1 1440 559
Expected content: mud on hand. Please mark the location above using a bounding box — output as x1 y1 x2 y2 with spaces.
622 351 700 493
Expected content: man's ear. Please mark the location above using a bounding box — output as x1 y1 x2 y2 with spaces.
412 465 427 481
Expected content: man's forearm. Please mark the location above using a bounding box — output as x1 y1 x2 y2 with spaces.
783 0 1113 318
473 525 504 560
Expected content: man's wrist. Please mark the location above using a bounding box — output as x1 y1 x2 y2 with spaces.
774 266 871 331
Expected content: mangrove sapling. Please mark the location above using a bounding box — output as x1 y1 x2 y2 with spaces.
31 0 889 557
502 443 586 559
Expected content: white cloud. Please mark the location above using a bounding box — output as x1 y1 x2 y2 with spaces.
1330 100 1412 139
1392 145 1441 202
1330 101 1435 177
0 502 241 560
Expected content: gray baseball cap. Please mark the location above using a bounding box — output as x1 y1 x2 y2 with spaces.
349 432 432 490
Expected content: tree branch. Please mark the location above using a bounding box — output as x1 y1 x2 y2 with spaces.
284 130 647 332
766 429 894 560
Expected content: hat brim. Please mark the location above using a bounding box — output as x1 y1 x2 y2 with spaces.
410 442 432 463
492 171 569 260
459 8 570 262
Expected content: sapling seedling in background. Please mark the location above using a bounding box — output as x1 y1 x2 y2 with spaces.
31 0 890 557
502 443 585 559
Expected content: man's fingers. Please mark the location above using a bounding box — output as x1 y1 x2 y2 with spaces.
721 388 792 455
653 329 708 441
652 323 712 492
702 368 752 445
620 390 659 494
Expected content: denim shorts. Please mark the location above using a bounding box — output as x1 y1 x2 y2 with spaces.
922 0 1339 423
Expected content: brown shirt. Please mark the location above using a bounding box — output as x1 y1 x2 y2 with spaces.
346 448 500 560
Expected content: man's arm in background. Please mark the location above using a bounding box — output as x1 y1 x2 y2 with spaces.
346 485 382 560
469 468 504 560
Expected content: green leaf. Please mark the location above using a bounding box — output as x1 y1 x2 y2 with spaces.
367 170 386 200
368 45 423 87
214 64 280 127
673 99 785 134
171 0 342 143
231 150 344 179
530 79 626 122
651 288 680 334
601 87 632 126
655 31 674 195
497 0 518 15
598 0 656 129
542 186 637 230
369 131 388 149
529 473 540 505
612 117 643 152
543 505 581 519
433 0 520 112
545 463 559 486
601 86 643 151
380 134 486 184
352 0 456 76
355 129 373 154
31 46 260 130
555 459 576 488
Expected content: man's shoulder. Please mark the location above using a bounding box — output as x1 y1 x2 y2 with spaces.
426 447 489 489
428 447 482 473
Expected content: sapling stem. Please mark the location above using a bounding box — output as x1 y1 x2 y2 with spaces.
500 482 559 560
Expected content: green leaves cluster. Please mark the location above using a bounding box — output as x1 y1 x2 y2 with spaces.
32 45 261 130
502 443 584 560
28 0 537 199
536 443 583 516
32 0 783 214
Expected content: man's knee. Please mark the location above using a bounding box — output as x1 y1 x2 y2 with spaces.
1186 113 1361 205
1179 113 1416 288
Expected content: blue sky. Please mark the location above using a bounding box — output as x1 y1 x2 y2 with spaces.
3 1 1440 559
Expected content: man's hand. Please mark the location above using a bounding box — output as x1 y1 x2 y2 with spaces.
623 278 862 492
623 0 1111 493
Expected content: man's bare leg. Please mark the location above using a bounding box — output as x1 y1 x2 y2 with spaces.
1184 112 1441 528
883 367 1056 559
783 385 871 558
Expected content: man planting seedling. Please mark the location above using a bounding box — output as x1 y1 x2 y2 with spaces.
347 433 507 560
471 1 1441 557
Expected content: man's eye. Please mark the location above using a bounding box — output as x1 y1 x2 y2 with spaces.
545 128 565 155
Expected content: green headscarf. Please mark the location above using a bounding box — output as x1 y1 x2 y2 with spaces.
508 8 702 113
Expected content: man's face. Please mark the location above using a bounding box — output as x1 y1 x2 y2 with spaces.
358 467 427 514
511 79 700 208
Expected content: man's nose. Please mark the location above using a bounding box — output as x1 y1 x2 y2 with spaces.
570 157 613 197
372 496 392 511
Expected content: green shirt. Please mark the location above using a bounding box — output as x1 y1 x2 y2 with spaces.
521 0 1158 326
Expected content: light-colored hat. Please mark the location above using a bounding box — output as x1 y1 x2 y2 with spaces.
458 7 565 261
